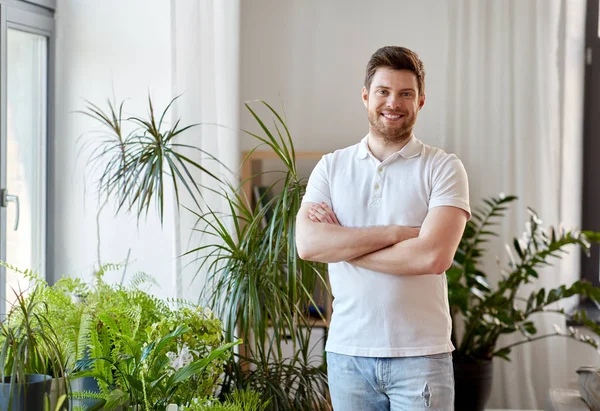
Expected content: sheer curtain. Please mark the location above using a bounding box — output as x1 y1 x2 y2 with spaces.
169 0 241 301
444 0 586 408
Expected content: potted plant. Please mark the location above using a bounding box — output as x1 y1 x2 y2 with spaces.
0 280 69 410
73 324 239 410
447 194 600 411
191 101 331 410
51 265 238 410
81 96 332 410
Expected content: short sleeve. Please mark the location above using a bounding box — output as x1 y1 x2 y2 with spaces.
302 156 332 207
429 154 471 219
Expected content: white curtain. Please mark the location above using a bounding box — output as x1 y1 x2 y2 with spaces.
169 0 241 302
445 0 586 408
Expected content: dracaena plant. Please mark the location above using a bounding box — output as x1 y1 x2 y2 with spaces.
0 283 69 410
447 194 600 362
192 101 331 411
79 95 222 223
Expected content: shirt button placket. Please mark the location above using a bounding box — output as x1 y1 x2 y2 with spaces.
371 165 383 206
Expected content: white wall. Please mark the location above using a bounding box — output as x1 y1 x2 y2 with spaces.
52 0 599 407
238 0 600 407
54 0 177 299
240 0 449 155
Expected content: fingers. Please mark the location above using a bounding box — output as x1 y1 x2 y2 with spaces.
308 205 328 223
308 203 340 225
320 203 340 225
314 205 334 224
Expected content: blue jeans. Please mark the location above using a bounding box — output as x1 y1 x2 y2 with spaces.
327 352 454 411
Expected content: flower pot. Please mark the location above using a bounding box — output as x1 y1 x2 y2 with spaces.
577 366 600 410
0 374 53 411
453 358 493 411
49 377 69 410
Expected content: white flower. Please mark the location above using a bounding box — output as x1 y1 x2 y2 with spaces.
166 344 197 371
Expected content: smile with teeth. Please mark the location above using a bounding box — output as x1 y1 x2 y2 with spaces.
381 113 404 120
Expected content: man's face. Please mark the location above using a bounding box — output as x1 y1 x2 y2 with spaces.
362 67 425 143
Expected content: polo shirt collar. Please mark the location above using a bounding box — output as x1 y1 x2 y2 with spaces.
357 134 423 160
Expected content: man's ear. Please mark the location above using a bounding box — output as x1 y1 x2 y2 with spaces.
419 93 426 110
362 87 369 108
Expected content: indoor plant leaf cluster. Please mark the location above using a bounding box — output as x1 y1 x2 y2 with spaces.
73 325 240 410
81 97 332 410
0 263 70 410
79 95 222 223
191 101 331 410
448 194 600 362
1 263 243 410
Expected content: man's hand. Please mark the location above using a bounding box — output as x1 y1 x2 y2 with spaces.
305 202 420 250
308 202 340 225
349 206 468 276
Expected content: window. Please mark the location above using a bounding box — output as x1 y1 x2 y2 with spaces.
0 1 54 314
582 0 600 286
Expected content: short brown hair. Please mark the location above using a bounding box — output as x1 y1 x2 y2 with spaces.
364 46 425 96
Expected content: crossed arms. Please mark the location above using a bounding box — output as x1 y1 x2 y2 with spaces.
295 202 468 276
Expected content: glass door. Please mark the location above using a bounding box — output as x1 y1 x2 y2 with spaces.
0 4 53 314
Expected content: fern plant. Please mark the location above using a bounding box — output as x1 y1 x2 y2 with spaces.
80 96 332 410
448 194 600 362
181 389 269 411
73 325 239 410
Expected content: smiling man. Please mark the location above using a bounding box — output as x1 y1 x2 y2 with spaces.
295 46 470 410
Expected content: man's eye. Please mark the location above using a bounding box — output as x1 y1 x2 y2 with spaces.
377 90 387 95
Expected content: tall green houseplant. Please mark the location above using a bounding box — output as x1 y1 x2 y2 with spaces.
447 194 600 410
448 194 600 362
82 98 332 411
192 101 331 410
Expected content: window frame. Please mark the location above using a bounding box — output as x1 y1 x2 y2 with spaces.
581 0 600 286
0 0 54 313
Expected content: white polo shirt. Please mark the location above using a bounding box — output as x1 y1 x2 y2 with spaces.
302 134 470 357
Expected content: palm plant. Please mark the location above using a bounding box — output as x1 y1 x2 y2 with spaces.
190 101 331 410
447 194 600 362
0 283 69 410
79 95 222 223
220 325 329 411
80 96 331 410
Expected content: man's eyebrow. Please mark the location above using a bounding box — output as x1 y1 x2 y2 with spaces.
373 85 416 92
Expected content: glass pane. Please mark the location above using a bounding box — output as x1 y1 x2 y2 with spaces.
5 29 47 312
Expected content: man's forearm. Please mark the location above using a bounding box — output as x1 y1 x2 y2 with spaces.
350 237 451 276
296 221 417 263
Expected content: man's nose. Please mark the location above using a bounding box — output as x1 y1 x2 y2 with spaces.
386 95 402 109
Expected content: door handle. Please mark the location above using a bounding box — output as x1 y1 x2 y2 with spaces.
1 189 19 231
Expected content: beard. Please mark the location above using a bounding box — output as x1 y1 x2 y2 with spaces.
367 109 416 144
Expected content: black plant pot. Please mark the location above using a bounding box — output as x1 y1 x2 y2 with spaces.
0 374 52 411
453 358 493 411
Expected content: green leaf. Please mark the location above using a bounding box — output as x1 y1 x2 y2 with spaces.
103 388 128 409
